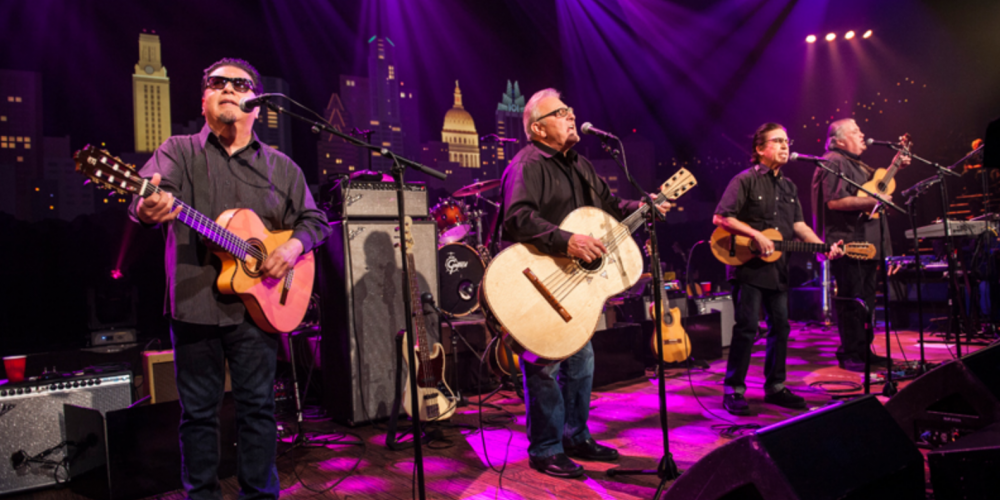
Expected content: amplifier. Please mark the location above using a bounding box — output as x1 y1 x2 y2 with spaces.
142 349 230 404
690 293 734 347
325 180 429 219
0 371 133 495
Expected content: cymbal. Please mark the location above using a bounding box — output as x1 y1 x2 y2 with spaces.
452 179 501 197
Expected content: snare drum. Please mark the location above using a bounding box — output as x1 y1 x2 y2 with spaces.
430 199 470 245
437 243 484 316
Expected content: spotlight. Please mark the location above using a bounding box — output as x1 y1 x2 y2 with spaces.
825 33 837 42
111 269 123 280
863 30 873 38
845 31 855 40
806 34 817 43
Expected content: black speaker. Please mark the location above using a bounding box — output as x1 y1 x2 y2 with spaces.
885 342 1000 448
928 422 1000 499
592 323 646 388
0 371 133 495
663 395 924 500
318 219 440 425
65 395 237 500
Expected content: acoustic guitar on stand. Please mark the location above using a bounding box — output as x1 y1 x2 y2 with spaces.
857 133 912 219
399 217 456 422
73 145 314 334
709 226 876 266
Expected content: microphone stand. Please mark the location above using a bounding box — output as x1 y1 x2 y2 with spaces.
600 137 680 497
884 144 968 357
810 158 906 397
263 99 445 500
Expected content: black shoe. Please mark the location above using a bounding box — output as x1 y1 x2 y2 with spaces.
763 388 807 409
723 393 751 416
564 438 620 462
840 357 870 372
867 353 890 368
528 453 584 478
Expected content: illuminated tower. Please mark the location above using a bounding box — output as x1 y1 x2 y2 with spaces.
367 36 403 170
441 81 479 168
252 76 292 155
0 69 43 220
132 32 171 152
495 80 526 166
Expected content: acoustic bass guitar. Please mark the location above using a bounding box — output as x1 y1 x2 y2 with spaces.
709 226 876 266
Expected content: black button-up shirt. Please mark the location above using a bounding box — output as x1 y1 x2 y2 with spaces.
129 125 331 326
714 164 804 290
811 149 891 257
499 141 639 255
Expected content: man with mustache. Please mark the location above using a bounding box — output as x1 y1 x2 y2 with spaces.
130 58 330 499
494 88 672 478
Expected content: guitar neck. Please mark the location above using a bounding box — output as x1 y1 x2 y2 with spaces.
141 182 256 261
405 252 434 379
622 192 668 234
773 240 829 255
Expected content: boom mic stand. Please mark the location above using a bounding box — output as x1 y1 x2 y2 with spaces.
261 96 446 500
598 137 680 497
901 176 942 374
806 156 906 397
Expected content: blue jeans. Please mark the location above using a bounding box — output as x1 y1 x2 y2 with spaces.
724 283 789 396
171 319 280 500
520 340 594 459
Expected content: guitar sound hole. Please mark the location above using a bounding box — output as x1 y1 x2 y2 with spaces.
242 239 267 278
577 256 603 271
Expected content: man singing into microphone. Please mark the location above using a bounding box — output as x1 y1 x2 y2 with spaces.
129 58 330 499
811 118 909 372
494 88 671 478
713 123 843 416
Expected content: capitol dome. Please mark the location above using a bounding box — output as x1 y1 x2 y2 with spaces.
441 80 480 168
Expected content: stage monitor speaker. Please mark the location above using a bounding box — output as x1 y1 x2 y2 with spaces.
318 219 440 426
0 371 132 495
885 342 1000 448
141 349 231 404
689 293 734 347
662 395 925 500
927 421 1000 499
65 394 237 500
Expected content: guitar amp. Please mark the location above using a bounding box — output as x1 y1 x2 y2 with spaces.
324 180 429 219
690 293 734 348
0 371 133 495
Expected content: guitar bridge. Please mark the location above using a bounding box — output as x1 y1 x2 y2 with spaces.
523 268 573 322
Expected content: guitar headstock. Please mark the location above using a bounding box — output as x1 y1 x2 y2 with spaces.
402 216 415 255
660 168 697 201
898 133 913 152
844 242 877 260
73 145 148 197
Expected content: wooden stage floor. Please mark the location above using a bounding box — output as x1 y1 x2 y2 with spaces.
12 322 987 500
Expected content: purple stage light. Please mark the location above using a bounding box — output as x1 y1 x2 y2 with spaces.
825 33 837 42
806 34 817 43
845 31 856 40
863 29 873 38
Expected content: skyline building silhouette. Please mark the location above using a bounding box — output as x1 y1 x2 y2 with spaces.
132 33 171 153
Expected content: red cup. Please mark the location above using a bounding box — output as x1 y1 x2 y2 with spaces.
700 282 712 294
3 355 26 383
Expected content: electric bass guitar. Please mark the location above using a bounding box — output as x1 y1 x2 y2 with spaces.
73 145 314 334
481 169 697 365
709 226 876 266
857 133 912 219
399 217 456 421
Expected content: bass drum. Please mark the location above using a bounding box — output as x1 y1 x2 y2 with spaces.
437 243 485 316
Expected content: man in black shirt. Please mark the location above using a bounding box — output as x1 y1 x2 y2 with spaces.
714 123 842 416
811 118 909 372
130 58 330 499
497 88 671 478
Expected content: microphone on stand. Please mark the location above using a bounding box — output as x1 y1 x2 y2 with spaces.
865 138 897 147
789 152 828 163
580 122 618 141
238 93 278 112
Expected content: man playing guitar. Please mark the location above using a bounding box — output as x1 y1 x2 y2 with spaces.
130 58 331 499
811 118 910 372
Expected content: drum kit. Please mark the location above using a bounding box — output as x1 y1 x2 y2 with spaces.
430 179 502 317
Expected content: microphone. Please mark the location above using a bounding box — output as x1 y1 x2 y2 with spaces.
865 138 896 147
789 152 828 163
580 122 618 140
420 292 435 306
238 93 276 112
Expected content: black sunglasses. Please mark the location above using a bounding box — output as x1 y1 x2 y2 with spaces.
205 75 255 93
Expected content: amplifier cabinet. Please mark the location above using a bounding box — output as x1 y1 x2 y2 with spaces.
325 180 429 219
0 371 133 495
690 293 734 347
142 349 231 404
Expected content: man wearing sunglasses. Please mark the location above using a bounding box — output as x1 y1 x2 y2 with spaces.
129 58 330 499
713 123 843 416
493 88 672 478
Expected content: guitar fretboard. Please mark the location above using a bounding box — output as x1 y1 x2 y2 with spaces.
772 240 829 254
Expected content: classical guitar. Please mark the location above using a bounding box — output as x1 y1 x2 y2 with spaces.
709 226 876 266
399 217 456 422
73 145 314 334
648 304 690 363
481 168 697 365
857 133 912 219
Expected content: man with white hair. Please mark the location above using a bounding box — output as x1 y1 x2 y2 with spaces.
492 88 671 478
811 118 910 372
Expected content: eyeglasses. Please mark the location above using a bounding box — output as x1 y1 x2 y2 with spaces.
205 76 255 94
767 138 793 146
535 106 573 122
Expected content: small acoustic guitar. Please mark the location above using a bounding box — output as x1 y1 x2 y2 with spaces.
857 133 912 219
709 226 876 266
648 304 690 363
